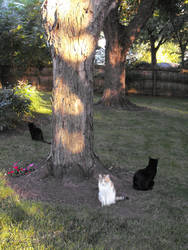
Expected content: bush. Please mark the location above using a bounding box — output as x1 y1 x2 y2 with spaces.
0 81 32 131
13 80 33 116
0 89 31 117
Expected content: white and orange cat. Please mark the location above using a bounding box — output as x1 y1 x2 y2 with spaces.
98 174 127 207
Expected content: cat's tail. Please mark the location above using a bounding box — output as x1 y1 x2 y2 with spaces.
116 196 129 201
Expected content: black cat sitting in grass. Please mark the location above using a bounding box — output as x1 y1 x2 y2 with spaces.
28 122 51 144
133 157 159 191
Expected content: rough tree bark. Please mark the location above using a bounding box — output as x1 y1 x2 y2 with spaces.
42 0 116 178
98 0 156 108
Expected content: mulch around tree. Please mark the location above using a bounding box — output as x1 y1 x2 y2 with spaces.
6 162 145 218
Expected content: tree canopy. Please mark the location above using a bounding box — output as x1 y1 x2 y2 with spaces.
136 0 187 66
0 0 187 71
0 0 50 71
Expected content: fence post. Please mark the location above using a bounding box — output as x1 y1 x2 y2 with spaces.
152 67 157 96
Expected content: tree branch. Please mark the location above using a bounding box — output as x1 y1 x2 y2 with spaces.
123 0 156 46
156 35 167 51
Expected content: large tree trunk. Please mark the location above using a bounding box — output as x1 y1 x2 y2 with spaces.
98 0 155 108
101 7 129 107
42 0 116 178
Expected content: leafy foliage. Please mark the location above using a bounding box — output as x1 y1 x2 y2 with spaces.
0 79 52 131
0 86 31 130
169 3 188 66
13 80 34 116
14 80 52 115
119 0 140 26
135 0 187 65
0 88 31 118
0 0 51 71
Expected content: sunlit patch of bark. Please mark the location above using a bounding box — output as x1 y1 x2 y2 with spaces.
109 45 123 67
54 32 95 63
120 70 125 86
54 77 84 116
102 88 120 106
58 0 93 30
56 129 84 154
43 0 95 63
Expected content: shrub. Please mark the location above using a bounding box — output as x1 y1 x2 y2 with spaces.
0 81 32 130
13 80 33 116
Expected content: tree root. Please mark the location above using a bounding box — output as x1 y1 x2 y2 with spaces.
95 97 147 111
26 151 53 180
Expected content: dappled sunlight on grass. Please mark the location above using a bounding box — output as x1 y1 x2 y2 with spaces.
0 173 15 199
1 223 35 248
14 83 52 116
28 88 52 115
135 102 188 114
148 106 188 115
0 175 30 247
0 174 47 248
130 96 188 115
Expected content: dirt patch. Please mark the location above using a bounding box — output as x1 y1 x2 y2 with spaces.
6 162 143 217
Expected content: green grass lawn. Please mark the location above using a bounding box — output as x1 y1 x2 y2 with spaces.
0 93 188 249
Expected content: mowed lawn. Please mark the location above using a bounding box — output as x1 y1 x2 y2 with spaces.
0 93 188 249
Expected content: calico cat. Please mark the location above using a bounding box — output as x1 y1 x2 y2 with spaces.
133 157 159 191
28 122 51 144
98 174 128 207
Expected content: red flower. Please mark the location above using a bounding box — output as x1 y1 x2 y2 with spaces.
8 162 36 176
8 170 14 174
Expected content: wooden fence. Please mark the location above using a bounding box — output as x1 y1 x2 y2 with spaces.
0 66 53 91
93 66 188 97
126 69 188 96
1 65 188 97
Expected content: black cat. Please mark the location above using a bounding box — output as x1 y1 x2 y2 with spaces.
133 157 159 191
28 122 51 144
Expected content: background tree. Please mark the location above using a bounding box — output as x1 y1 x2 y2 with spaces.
137 0 187 95
42 0 116 178
141 14 172 95
98 0 155 108
0 0 50 87
169 1 188 67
